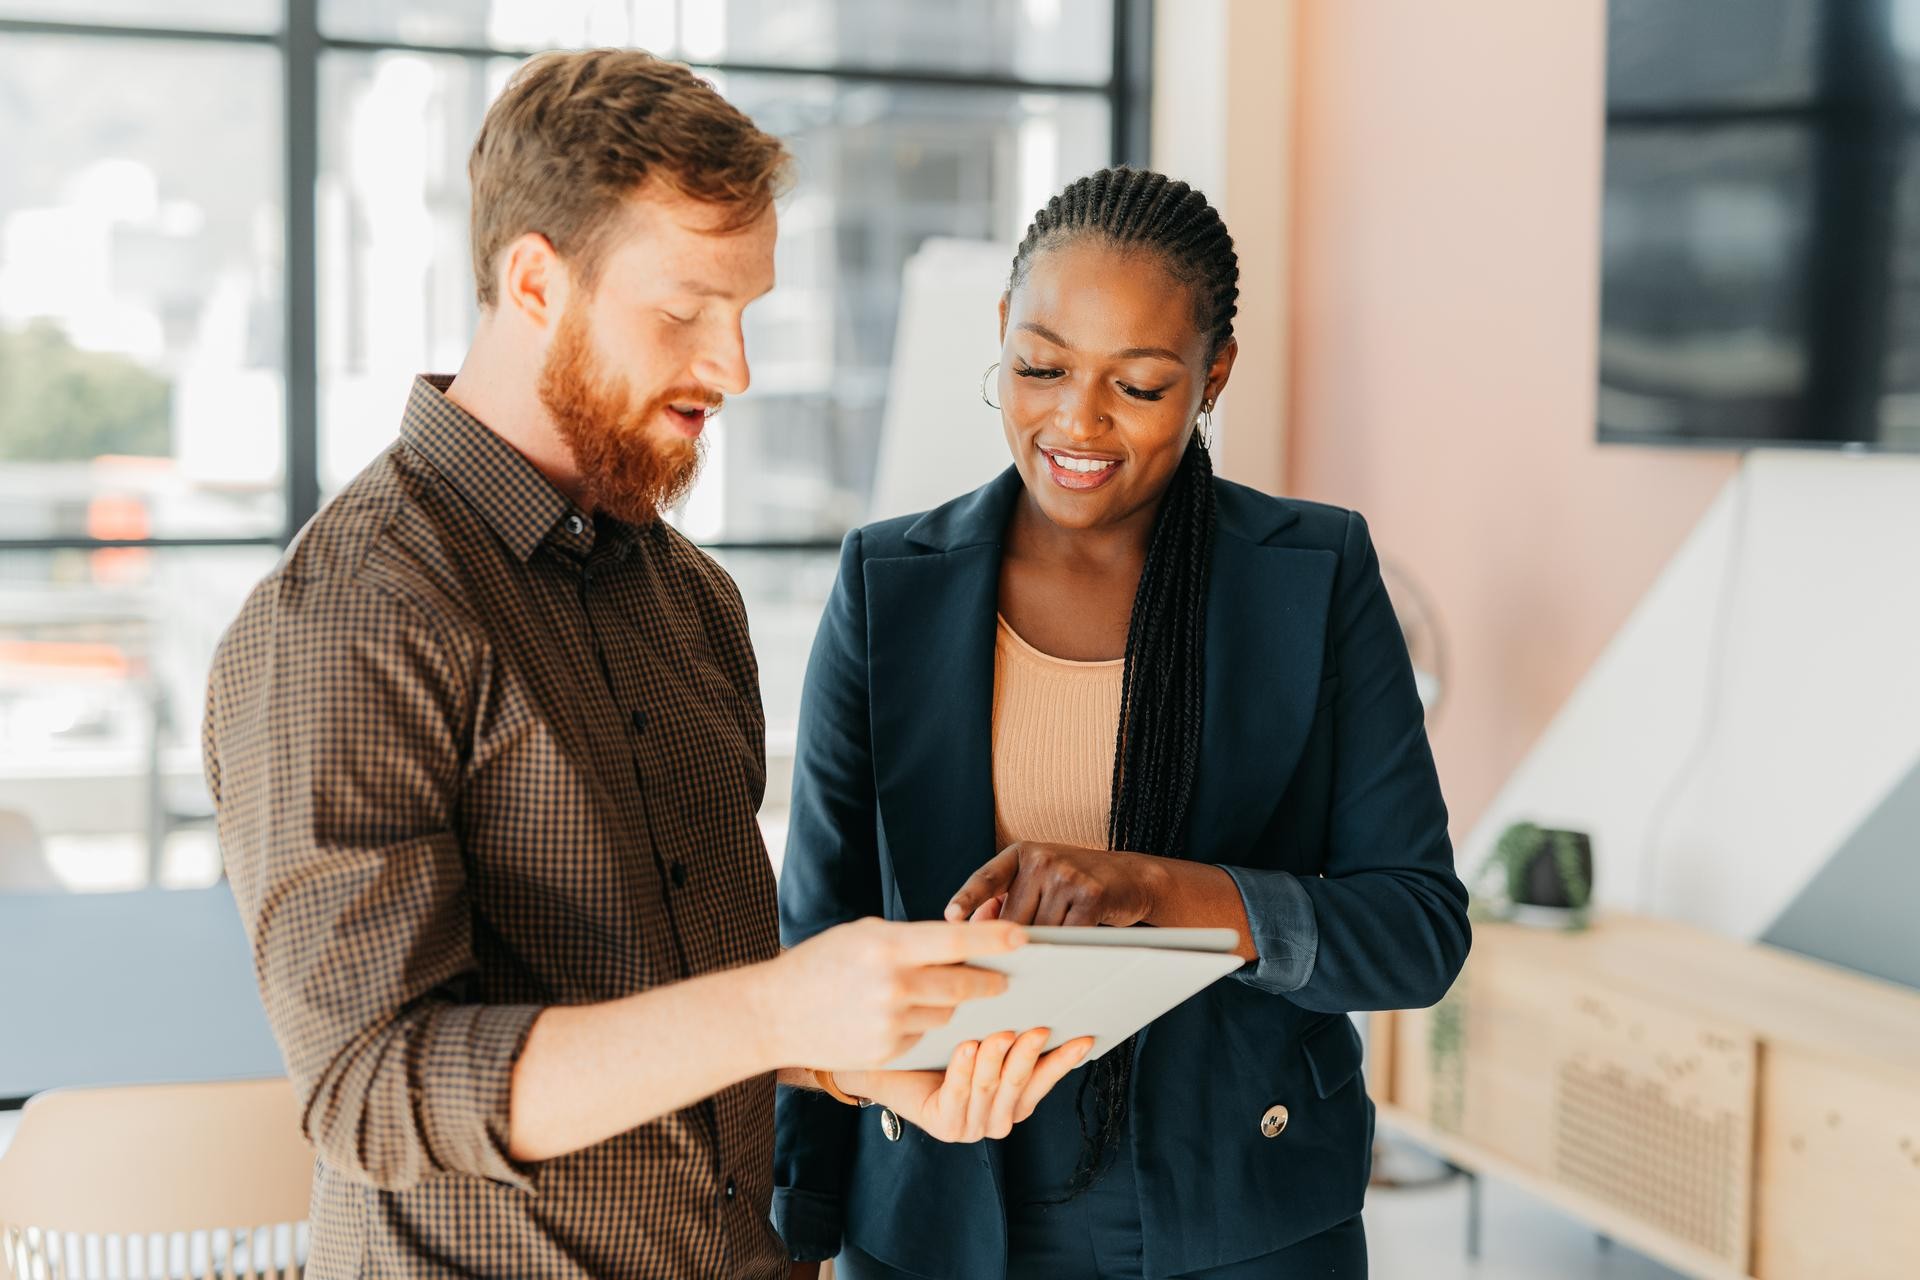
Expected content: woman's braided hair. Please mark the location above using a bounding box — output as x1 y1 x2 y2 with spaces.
1006 166 1239 1195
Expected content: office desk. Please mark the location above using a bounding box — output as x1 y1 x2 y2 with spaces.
0 884 282 1108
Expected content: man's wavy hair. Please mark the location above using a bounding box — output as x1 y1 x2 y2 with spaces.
468 48 792 307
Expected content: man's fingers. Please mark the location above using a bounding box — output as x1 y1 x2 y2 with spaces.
944 848 1021 921
986 1028 1050 1137
1015 1036 1096 1122
898 962 1008 1007
887 919 1026 964
898 1004 958 1035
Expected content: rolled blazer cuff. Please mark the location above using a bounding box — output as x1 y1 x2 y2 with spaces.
1218 865 1319 994
773 1185 845 1262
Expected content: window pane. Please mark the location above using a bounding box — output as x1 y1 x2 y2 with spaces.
694 74 1107 540
685 0 1112 84
0 35 284 539
317 51 514 493
320 0 675 51
317 0 1111 84
711 547 838 869
0 0 276 31
1607 0 1816 112
0 546 278 894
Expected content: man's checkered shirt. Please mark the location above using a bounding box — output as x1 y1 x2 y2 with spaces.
205 376 787 1278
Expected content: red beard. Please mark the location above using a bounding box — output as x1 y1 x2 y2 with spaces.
537 304 713 526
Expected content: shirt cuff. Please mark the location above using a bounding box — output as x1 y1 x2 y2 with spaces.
415 1001 545 1193
773 1185 846 1262
1218 866 1319 994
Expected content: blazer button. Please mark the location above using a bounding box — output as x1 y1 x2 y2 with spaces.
881 1108 903 1142
1260 1104 1290 1138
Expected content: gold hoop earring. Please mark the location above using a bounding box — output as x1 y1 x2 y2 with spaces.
980 361 1001 410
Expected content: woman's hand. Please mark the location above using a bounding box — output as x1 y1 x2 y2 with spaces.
944 842 1169 927
944 842 1260 962
835 1029 1094 1143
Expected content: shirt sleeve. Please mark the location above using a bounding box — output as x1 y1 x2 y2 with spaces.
205 571 543 1193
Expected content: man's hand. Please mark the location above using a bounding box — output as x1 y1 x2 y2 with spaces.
760 918 1025 1070
944 842 1168 927
837 1029 1094 1143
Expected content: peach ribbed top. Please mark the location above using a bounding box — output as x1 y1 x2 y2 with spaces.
990 613 1124 852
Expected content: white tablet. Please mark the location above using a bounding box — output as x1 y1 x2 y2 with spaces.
862 925 1246 1072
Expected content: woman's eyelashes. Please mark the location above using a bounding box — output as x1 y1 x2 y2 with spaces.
1012 362 1168 401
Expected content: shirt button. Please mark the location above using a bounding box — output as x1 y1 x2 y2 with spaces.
724 1175 737 1201
630 708 648 734
669 861 689 889
565 514 585 535
1261 1103 1290 1138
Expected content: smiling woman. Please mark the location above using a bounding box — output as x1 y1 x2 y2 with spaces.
776 166 1469 1279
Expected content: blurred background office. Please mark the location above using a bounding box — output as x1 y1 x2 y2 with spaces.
0 0 1136 898
3 3 1919 1279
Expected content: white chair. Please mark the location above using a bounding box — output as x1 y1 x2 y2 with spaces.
0 810 55 893
0 1079 312 1280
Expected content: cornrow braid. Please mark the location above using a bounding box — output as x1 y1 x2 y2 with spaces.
1006 166 1237 1198
1009 166 1239 361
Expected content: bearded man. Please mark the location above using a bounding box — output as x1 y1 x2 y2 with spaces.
202 49 1083 1280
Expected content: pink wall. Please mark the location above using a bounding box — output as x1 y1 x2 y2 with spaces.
1286 0 1738 836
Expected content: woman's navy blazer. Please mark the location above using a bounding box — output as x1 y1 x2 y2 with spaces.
773 468 1471 1278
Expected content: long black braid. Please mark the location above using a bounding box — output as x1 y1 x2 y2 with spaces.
1006 166 1239 1195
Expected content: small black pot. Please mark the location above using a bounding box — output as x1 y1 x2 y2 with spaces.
1518 830 1594 909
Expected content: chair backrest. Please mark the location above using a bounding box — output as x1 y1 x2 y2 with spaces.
0 1079 312 1280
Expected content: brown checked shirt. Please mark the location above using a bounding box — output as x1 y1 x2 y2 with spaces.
204 376 786 1278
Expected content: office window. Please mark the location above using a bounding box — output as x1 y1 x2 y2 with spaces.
0 0 1145 896
317 50 515 492
318 0 677 51
0 1 277 30
0 547 276 892
0 35 284 542
680 0 1114 83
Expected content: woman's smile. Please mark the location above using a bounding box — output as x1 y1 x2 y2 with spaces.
1040 445 1124 491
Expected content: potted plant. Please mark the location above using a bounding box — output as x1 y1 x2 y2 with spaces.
1471 821 1594 929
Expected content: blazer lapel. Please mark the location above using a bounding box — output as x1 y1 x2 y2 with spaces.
866 549 1001 922
1184 502 1339 864
864 471 1023 922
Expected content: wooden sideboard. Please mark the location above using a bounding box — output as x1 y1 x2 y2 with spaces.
1369 914 1920 1279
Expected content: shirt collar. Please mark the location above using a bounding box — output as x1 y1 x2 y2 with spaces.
399 374 646 562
